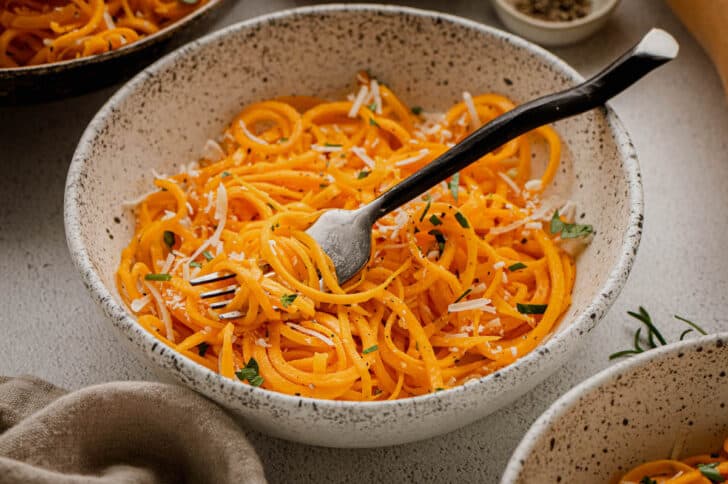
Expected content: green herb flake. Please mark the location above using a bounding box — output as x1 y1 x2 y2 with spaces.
144 273 171 282
429 214 442 226
516 303 547 315
202 250 214 261
508 262 527 272
550 210 593 239
435 387 445 392
235 358 263 386
411 106 423 115
419 198 432 222
278 137 289 143
362 345 379 355
357 170 370 179
163 230 175 248
221 171 231 178
449 173 460 202
324 142 342 147
368 102 377 111
428 229 446 254
280 293 298 308
197 342 209 357
453 288 472 304
189 261 202 268
698 463 726 483
369 117 379 127
639 477 657 484
454 211 470 228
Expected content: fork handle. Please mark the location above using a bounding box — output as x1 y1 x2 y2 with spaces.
364 28 678 220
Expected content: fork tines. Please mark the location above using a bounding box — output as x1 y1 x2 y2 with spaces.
189 271 242 319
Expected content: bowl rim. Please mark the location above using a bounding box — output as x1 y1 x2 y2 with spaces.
0 0 224 74
493 0 620 30
500 332 728 483
64 3 643 413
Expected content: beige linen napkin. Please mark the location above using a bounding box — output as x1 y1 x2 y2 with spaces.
0 376 266 484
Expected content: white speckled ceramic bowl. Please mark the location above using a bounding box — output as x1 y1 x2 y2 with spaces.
502 334 728 483
64 4 642 447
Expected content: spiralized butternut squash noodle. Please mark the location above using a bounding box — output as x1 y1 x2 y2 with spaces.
117 72 587 400
619 437 728 483
0 0 209 68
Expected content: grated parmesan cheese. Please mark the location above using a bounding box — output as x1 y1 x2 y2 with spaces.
394 149 429 167
351 146 376 168
348 85 369 118
370 79 383 114
463 91 480 129
202 139 226 162
448 298 493 313
238 120 268 145
287 323 335 347
524 179 543 192
130 295 151 312
187 183 227 263
497 171 521 195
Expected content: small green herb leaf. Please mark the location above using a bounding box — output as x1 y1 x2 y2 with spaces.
698 463 726 483
508 262 527 271
280 293 298 308
639 477 657 484
420 199 432 222
324 142 342 147
369 117 379 127
516 303 547 315
449 173 460 202
221 171 231 178
357 170 370 179
197 342 209 357
368 102 377 111
145 273 171 281
550 210 593 239
362 345 379 355
235 358 263 386
453 288 472 303
455 211 469 228
428 229 446 254
429 214 442 226
202 250 214 261
163 230 175 248
278 137 289 143
249 375 264 387
411 106 423 115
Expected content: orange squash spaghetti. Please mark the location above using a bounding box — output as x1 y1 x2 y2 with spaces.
619 437 728 483
116 73 588 400
0 0 209 68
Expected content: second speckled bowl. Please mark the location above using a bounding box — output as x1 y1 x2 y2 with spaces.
502 334 728 483
65 4 642 447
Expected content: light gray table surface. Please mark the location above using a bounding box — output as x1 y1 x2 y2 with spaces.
2 1 727 482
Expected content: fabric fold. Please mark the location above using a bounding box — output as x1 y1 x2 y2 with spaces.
0 376 266 484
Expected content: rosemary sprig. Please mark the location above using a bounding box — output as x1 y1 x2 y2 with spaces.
609 307 709 360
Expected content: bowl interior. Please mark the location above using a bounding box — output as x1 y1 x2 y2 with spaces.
504 336 728 483
66 5 639 446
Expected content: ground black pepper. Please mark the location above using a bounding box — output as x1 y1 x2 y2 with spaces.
514 0 592 22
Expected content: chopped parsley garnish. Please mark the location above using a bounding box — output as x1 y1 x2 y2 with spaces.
420 198 432 222
221 171 231 178
508 262 527 271
235 358 263 387
449 172 460 202
144 273 171 281
698 463 726 483
550 210 593 239
163 230 175 248
435 387 445 392
189 261 202 268
368 102 377 111
369 117 379 127
516 303 547 314
429 214 442 226
453 288 472 303
362 345 379 354
454 211 469 228
639 478 657 484
278 137 289 143
197 342 209 357
357 170 370 179
411 106 423 115
609 307 709 360
202 250 214 261
324 142 342 147
280 293 298 308
428 229 446 254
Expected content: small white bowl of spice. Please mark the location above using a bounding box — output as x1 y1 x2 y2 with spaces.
492 0 620 46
